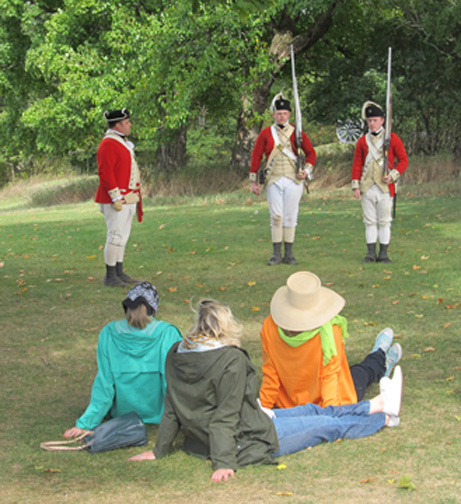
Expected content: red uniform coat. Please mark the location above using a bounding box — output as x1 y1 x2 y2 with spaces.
250 125 316 174
95 137 135 204
351 133 408 197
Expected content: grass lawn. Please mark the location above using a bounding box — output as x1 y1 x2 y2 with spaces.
0 181 460 503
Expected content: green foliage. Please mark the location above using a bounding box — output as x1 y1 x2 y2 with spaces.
0 0 459 184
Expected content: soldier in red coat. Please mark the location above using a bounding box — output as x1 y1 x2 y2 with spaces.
249 95 316 265
95 108 143 287
351 102 408 263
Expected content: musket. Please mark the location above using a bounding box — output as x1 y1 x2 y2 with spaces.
383 47 392 177
383 47 398 217
290 44 311 181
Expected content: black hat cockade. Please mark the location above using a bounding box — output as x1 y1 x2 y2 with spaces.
362 101 384 119
122 281 159 316
104 108 130 124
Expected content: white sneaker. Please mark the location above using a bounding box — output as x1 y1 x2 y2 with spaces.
387 415 400 428
380 365 403 417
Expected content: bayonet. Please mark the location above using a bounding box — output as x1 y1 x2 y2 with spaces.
290 44 311 180
383 47 392 176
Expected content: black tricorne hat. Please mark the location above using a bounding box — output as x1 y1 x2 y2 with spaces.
104 108 130 123
122 281 159 316
274 98 291 112
362 101 384 119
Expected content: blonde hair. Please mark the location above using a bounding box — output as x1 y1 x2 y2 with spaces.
186 299 242 347
126 304 152 329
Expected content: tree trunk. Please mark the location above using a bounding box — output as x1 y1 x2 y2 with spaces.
230 1 342 176
156 125 187 173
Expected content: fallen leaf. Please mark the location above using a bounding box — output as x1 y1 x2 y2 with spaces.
276 492 294 496
444 323 451 328
372 284 380 288
196 283 204 288
168 287 177 292
445 376 454 382
159 224 165 229
398 475 416 490
87 255 96 259
44 468 62 473
423 347 435 352
312 236 321 240
421 255 429 260
364 322 377 326
412 265 421 270
324 282 334 286
392 300 400 305
359 477 377 484
277 464 287 470
247 281 256 286
251 306 260 312
411 354 421 358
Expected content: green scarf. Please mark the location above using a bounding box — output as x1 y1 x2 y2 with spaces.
278 315 349 366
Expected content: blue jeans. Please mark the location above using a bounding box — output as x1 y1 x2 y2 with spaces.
272 401 386 457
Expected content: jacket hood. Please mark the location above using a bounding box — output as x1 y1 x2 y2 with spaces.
168 344 241 383
108 319 165 358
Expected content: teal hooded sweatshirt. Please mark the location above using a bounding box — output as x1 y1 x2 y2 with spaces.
76 319 182 430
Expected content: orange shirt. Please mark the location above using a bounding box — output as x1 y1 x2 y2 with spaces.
259 315 358 409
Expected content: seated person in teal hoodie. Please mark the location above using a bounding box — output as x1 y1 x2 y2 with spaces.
64 282 182 438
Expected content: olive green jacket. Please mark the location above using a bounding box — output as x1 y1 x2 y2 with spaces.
153 343 279 471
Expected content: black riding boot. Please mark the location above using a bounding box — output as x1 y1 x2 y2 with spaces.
267 243 283 266
377 243 392 263
362 243 377 263
116 262 139 284
283 242 299 265
104 264 127 287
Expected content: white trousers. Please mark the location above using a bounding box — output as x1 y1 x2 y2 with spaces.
100 203 136 266
266 177 304 242
361 184 392 244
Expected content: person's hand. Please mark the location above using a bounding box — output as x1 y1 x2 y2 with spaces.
251 181 261 196
353 188 361 200
127 450 156 461
112 199 123 211
63 427 87 438
296 169 307 180
382 174 392 184
211 468 235 482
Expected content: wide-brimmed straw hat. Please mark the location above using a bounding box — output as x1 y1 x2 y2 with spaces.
270 272 345 332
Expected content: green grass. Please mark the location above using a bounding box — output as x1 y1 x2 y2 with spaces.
0 180 460 503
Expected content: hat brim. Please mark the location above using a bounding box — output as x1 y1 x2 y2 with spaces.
271 286 345 332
